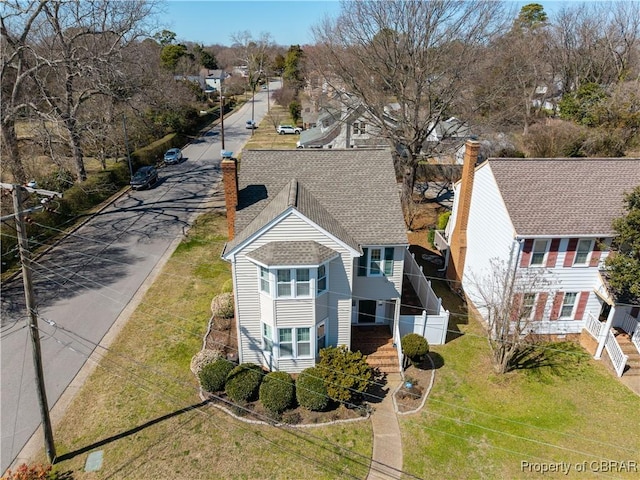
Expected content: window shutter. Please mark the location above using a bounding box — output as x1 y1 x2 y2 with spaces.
510 293 523 321
546 239 560 267
534 292 549 320
563 238 578 267
358 248 368 276
589 238 603 267
384 247 394 275
550 292 564 320
520 239 533 267
574 291 590 320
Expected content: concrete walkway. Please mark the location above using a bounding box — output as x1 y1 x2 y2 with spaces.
366 373 404 480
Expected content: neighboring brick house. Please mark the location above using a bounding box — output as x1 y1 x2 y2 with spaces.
220 149 448 373
437 141 640 375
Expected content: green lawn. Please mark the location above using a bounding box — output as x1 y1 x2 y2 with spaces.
400 314 640 479
45 213 372 479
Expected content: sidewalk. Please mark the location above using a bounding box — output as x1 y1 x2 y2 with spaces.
366 373 404 480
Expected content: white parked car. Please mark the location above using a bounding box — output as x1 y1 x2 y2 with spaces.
276 125 301 135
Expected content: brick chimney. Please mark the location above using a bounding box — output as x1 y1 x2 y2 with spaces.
221 158 238 240
446 140 480 286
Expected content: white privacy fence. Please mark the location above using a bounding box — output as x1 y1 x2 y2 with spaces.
401 249 450 345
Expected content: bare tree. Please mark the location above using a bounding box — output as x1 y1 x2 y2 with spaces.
1 0 48 184
311 0 506 224
467 255 552 374
230 31 272 123
4 0 158 182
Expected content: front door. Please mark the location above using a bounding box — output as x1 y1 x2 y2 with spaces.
358 300 377 323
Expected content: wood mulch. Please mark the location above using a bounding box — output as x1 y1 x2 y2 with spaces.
395 357 437 414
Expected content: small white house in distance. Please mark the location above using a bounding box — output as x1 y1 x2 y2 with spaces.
221 149 450 374
436 141 640 376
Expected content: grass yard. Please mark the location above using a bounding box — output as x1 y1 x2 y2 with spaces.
242 104 300 151
43 212 372 479
400 316 640 479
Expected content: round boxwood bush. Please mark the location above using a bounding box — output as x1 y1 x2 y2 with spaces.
199 358 234 393
259 371 295 414
225 363 264 402
401 333 429 365
296 367 329 411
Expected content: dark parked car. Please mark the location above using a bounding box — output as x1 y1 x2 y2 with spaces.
163 148 183 165
130 166 158 190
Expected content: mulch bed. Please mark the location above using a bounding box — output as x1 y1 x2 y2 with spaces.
394 357 436 414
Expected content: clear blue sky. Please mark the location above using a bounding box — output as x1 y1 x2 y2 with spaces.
162 0 342 46
161 1 594 48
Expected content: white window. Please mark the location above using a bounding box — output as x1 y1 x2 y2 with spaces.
296 268 310 296
530 240 549 266
259 266 270 294
574 239 593 265
297 328 311 356
277 269 292 297
278 327 311 358
359 247 395 277
370 248 382 276
262 323 273 354
317 321 326 354
523 293 536 318
276 268 311 298
317 264 327 294
279 328 293 357
560 292 577 318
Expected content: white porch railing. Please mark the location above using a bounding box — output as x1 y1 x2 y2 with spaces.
433 230 449 253
605 333 629 377
585 312 602 340
632 328 640 353
393 306 404 373
619 313 639 337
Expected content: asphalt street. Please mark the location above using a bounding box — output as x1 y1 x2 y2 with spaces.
0 81 278 472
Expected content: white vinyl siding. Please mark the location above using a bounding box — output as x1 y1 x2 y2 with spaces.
229 211 355 370
352 246 404 303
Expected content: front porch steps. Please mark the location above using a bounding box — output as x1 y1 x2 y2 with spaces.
351 326 400 374
613 329 640 376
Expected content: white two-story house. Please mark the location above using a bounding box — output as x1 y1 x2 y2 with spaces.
437 141 640 376
221 149 420 373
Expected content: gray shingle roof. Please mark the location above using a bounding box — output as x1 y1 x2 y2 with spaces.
487 158 640 236
230 149 407 250
246 241 338 266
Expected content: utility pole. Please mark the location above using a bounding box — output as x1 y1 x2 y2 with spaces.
220 90 225 151
2 183 61 463
122 116 133 180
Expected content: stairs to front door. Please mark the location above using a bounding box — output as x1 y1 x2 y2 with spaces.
351 326 400 374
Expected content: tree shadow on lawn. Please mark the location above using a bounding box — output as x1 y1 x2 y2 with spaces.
509 342 590 379
55 399 212 463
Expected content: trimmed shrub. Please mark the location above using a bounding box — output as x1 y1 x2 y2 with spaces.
225 363 264 402
259 371 295 414
190 349 224 376
402 333 429 365
199 358 234 393
296 367 329 411
317 346 373 404
437 211 451 230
